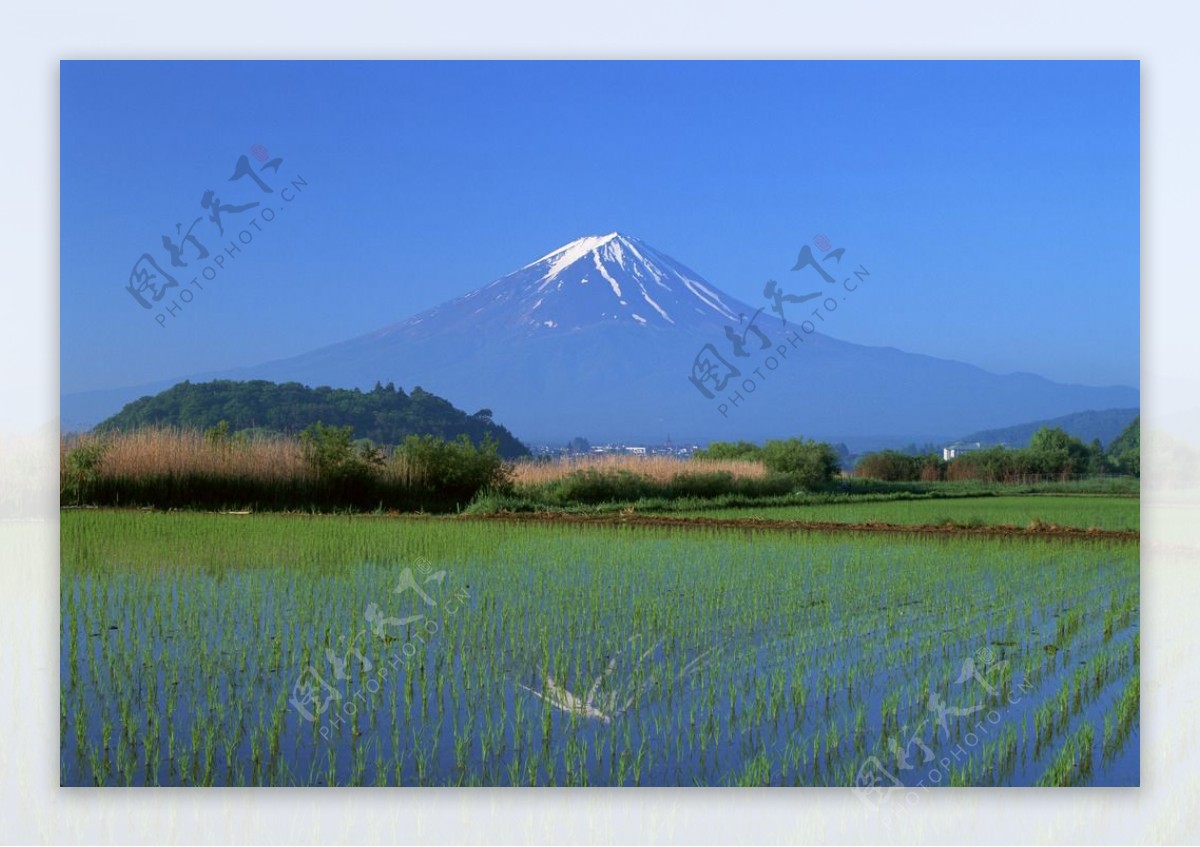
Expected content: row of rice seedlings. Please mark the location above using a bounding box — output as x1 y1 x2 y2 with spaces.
1036 721 1095 787
1102 672 1140 761
1102 590 1140 643
1030 628 1137 756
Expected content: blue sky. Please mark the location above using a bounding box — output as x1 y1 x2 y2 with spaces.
61 60 1139 394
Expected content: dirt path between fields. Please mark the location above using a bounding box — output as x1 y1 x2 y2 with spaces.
464 511 1139 541
67 506 1139 541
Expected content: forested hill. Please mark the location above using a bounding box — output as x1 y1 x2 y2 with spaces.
960 408 1139 449
95 380 530 458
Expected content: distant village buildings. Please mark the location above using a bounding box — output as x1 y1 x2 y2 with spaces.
530 441 699 458
942 441 985 461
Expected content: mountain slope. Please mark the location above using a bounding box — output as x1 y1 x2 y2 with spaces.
63 233 1139 443
958 408 1140 449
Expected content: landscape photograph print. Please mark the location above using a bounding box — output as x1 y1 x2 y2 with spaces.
59 60 1140 789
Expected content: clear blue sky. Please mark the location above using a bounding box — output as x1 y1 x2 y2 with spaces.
61 60 1139 394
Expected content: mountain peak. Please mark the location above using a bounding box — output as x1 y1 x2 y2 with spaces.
522 232 624 276
501 233 745 331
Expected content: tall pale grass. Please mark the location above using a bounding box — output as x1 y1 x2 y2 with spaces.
60 428 428 486
63 429 305 482
509 454 767 486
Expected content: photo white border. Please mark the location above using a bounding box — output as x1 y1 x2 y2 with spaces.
3 1 1197 842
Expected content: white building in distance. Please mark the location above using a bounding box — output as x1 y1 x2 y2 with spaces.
943 441 985 461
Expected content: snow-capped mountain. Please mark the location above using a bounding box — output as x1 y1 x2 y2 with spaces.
63 233 1139 443
374 232 754 341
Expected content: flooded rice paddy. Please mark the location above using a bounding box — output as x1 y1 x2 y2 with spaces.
60 512 1138 787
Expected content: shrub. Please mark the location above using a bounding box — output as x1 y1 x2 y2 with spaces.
945 447 1015 482
693 440 764 461
62 440 107 505
855 450 921 481
516 467 796 507
300 422 375 485
856 450 946 482
919 459 945 482
760 438 841 489
394 434 511 505
204 420 232 447
542 468 653 504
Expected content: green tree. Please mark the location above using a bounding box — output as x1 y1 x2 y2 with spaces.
1107 416 1140 476
761 438 840 488
1027 426 1093 475
300 423 364 480
395 433 510 502
1086 438 1112 475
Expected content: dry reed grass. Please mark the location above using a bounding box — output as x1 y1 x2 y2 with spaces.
508 453 767 486
62 429 307 483
63 431 766 488
60 428 434 485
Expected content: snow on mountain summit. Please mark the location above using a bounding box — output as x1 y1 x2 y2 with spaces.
523 233 745 325
387 233 753 342
522 233 624 280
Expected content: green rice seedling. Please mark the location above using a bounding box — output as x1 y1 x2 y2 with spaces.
60 511 1137 787
1037 721 1095 787
1103 672 1139 761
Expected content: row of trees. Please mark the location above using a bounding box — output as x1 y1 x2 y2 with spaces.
854 419 1141 482
693 419 1140 488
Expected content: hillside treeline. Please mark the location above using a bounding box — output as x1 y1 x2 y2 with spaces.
95 379 529 459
